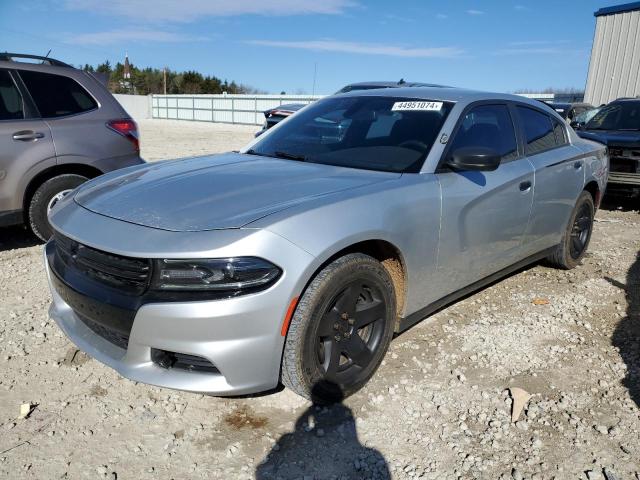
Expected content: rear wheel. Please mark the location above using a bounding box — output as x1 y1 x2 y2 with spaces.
282 253 396 403
28 174 88 241
547 190 595 269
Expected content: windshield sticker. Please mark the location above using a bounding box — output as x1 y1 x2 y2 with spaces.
392 101 443 112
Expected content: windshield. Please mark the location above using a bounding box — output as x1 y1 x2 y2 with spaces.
585 102 640 131
248 96 453 173
574 107 599 124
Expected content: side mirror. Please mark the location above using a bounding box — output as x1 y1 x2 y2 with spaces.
570 121 583 130
445 146 501 172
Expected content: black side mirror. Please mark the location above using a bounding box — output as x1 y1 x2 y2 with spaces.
446 146 501 172
570 121 583 130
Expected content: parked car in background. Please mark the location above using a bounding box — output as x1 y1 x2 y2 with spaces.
575 98 640 197
46 87 607 402
0 53 144 240
255 80 449 136
546 102 595 122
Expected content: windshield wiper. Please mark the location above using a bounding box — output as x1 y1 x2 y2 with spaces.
274 151 307 162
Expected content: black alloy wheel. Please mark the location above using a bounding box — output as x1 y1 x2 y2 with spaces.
315 280 387 385
281 253 396 402
569 202 593 260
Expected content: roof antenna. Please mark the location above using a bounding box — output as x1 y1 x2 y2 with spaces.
44 49 51 58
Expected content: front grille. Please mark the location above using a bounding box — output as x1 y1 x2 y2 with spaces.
610 157 638 174
77 313 130 350
54 233 151 295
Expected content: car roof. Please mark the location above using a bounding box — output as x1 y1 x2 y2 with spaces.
344 81 450 89
336 86 552 109
611 97 640 104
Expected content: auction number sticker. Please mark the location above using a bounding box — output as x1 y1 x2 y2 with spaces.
392 101 443 111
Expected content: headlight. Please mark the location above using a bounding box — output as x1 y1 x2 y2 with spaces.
150 257 281 292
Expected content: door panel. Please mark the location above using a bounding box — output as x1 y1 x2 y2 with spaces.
436 159 534 296
0 68 55 213
524 145 585 253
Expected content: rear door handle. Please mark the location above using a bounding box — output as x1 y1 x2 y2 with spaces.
519 181 532 191
12 130 45 141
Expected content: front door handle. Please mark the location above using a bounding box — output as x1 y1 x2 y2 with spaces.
12 130 45 141
519 181 532 192
574 161 583 170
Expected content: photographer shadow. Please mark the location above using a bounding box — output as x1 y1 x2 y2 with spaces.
608 249 640 408
256 382 390 480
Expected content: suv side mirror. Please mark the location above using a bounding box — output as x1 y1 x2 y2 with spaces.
570 121 584 130
445 147 501 172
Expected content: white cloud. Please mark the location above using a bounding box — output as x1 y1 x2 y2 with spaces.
64 29 209 45
436 13 448 19
466 9 485 15
514 4 528 10
64 0 356 22
509 40 554 47
247 39 464 58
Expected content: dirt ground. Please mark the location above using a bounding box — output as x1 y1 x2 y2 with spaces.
0 120 639 479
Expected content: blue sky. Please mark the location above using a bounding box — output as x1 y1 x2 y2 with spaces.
0 0 624 94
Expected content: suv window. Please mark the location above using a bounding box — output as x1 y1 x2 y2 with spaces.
449 104 518 162
517 106 556 156
19 70 97 118
552 117 567 146
0 70 24 120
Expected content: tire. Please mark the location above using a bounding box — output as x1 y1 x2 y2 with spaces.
547 190 595 270
282 253 396 403
28 174 88 242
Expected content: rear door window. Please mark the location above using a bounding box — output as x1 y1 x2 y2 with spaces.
0 70 24 120
552 118 568 146
517 106 556 156
449 104 518 162
19 70 97 118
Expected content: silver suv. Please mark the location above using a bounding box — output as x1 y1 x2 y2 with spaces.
0 53 144 240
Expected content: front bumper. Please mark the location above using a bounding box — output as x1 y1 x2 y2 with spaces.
44 202 316 395
46 252 287 395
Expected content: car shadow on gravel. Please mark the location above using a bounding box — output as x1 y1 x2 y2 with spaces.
609 249 640 408
0 226 40 251
255 383 390 480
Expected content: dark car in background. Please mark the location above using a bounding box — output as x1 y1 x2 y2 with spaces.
546 102 594 122
255 80 449 136
0 53 144 240
575 98 640 197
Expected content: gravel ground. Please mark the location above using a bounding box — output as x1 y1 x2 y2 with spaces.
0 121 639 479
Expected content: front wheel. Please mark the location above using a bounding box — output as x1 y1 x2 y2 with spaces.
282 253 396 403
28 174 88 242
547 190 595 269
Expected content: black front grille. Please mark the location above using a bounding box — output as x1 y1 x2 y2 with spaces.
78 313 130 350
54 233 151 295
610 157 638 174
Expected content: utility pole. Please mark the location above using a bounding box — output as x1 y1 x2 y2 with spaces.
163 67 167 95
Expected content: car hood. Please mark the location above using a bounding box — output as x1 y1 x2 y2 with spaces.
577 129 640 148
74 153 396 232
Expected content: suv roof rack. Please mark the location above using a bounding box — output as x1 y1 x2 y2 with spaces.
0 52 73 68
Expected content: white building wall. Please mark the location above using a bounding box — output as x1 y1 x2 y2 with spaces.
584 9 640 105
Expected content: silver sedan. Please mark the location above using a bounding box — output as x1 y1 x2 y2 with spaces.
45 87 608 402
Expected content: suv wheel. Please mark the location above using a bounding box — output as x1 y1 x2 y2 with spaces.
28 174 88 241
547 190 595 269
282 253 396 403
